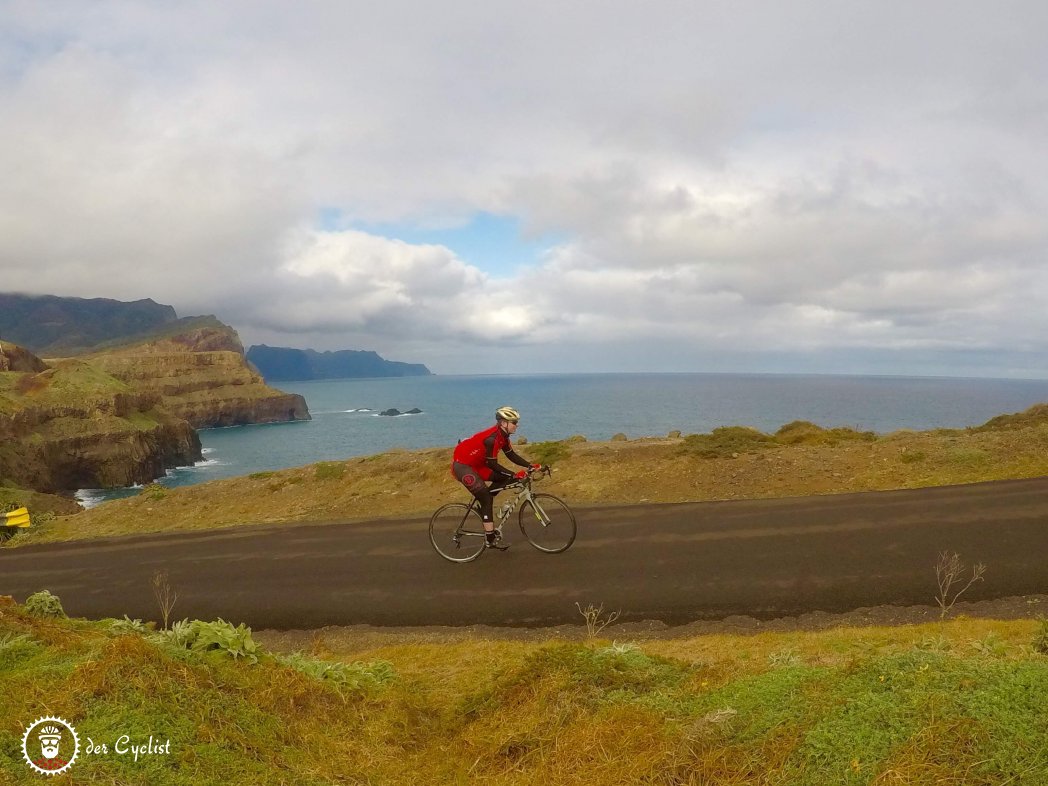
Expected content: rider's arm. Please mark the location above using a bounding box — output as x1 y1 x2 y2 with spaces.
505 442 543 473
485 456 516 480
503 446 532 469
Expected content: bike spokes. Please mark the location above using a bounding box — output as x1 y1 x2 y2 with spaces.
518 493 576 553
430 503 487 562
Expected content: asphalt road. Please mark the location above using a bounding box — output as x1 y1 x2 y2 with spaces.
3 478 1047 629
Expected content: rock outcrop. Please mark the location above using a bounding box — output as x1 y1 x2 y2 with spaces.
0 359 201 492
83 322 310 429
0 341 48 373
0 318 311 492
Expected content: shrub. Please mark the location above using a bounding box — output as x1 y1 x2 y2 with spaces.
24 590 66 618
109 615 151 635
681 426 773 458
774 421 826 444
276 653 395 690
163 618 260 663
314 462 346 481
142 483 167 501
528 441 572 464
774 421 877 446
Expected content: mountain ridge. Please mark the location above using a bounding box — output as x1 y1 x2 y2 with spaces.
246 344 432 381
0 293 178 355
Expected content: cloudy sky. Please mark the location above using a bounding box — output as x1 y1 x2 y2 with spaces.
2 1 1047 376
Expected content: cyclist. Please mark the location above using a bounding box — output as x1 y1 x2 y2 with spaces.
451 406 543 549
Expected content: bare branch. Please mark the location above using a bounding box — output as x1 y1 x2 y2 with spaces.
935 552 985 620
575 602 621 638
152 569 178 631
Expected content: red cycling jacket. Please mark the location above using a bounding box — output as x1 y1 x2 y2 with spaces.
452 424 528 480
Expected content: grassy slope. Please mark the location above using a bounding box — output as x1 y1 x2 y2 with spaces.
8 407 1048 546
1 597 1047 785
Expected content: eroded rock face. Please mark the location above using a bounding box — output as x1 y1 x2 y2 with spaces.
0 324 309 491
83 326 311 429
7 420 201 492
0 376 202 492
0 341 48 373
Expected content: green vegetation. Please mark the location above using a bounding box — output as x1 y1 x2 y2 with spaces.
90 315 232 352
681 426 774 457
23 590 66 618
774 420 877 445
163 618 261 663
527 439 573 464
314 461 346 481
1 594 1046 784
976 403 1048 432
681 422 878 459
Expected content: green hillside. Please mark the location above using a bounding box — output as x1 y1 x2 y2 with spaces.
1 594 1046 784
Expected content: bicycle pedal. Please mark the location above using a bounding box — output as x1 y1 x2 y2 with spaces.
485 540 510 551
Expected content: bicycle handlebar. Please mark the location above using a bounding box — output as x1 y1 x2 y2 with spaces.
501 465 552 490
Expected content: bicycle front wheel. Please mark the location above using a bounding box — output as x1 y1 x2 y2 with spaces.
518 493 576 553
430 503 487 562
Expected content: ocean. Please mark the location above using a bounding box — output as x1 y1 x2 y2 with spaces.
77 372 1048 506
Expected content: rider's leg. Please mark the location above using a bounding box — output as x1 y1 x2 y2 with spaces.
488 475 512 493
452 462 496 533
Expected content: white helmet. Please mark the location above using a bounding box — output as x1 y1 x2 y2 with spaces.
495 406 520 423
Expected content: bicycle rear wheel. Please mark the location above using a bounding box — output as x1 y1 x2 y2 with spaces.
430 502 487 562
518 493 576 553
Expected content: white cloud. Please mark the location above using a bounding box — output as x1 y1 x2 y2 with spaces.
1 1 1048 375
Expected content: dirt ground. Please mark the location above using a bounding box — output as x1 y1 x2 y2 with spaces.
256 594 1048 655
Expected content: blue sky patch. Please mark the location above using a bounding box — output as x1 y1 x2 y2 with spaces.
321 210 566 278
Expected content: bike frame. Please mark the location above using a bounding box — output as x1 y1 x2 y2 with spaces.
462 469 551 538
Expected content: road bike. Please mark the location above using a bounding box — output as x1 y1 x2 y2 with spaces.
429 467 577 562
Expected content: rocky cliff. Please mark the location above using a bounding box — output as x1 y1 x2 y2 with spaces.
1 318 311 492
0 341 48 373
0 356 201 492
84 322 310 428
246 344 432 381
